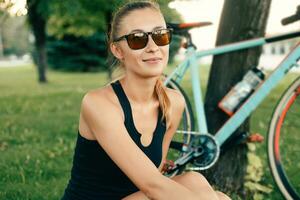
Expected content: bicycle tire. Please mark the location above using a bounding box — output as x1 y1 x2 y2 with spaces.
166 79 195 174
267 77 300 200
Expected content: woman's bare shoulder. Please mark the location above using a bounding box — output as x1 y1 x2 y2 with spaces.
165 87 185 110
82 84 120 110
80 83 124 123
79 84 123 138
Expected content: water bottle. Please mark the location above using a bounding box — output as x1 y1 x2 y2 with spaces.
218 67 265 116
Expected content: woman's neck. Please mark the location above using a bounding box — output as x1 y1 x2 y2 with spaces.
120 75 158 106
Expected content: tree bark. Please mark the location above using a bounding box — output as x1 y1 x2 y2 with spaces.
203 0 271 196
105 10 113 80
27 0 48 83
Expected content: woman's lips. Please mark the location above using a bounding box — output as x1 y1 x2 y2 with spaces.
142 57 162 64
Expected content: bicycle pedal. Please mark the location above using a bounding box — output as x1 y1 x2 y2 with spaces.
247 133 264 143
162 160 175 173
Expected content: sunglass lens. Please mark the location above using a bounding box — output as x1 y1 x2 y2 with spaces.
152 30 172 46
127 33 148 50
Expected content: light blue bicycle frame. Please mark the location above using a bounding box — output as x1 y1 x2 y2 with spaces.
164 32 300 146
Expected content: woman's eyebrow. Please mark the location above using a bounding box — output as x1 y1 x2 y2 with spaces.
130 29 144 33
153 26 165 30
129 26 166 33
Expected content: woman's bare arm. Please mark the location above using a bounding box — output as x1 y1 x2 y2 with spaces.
81 91 199 200
122 90 186 200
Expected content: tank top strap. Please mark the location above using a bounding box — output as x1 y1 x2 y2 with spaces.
111 80 133 123
111 79 166 136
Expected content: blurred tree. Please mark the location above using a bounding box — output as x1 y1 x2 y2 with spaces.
0 0 13 58
46 0 112 73
1 0 29 58
27 0 49 83
203 0 272 197
47 0 111 38
2 16 32 56
47 33 107 72
25 0 181 80
47 0 181 37
46 0 182 75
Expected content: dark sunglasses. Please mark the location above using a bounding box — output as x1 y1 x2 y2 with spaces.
113 28 173 50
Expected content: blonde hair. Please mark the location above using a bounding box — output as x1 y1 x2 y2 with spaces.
107 0 171 128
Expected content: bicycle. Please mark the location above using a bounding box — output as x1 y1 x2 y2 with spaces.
163 7 300 200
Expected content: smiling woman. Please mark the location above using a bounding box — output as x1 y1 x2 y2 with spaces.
60 1 230 200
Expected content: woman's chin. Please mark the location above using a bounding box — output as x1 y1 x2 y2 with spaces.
139 70 163 79
147 67 164 76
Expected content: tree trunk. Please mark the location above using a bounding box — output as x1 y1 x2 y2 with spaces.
27 0 48 83
203 0 271 196
35 43 47 82
105 10 113 80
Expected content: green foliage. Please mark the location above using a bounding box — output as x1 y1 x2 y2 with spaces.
245 143 273 199
45 0 183 72
27 0 50 19
47 0 110 38
47 32 107 72
47 0 182 38
26 0 183 72
2 16 32 56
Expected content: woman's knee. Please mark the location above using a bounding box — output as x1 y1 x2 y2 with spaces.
173 172 231 199
172 172 220 199
182 171 210 186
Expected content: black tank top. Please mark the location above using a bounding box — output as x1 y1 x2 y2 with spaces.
61 80 166 200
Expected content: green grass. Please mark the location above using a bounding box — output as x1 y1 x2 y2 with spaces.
0 64 299 199
0 65 109 200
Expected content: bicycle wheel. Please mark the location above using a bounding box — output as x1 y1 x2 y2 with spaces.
268 77 300 200
166 79 195 169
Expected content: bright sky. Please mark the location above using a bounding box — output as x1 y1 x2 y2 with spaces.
1 0 27 16
169 0 300 49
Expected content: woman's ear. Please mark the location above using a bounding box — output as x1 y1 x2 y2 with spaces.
110 43 124 60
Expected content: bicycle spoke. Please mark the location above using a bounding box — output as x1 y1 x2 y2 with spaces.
175 130 201 135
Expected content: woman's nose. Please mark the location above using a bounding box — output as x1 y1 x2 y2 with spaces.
145 35 159 52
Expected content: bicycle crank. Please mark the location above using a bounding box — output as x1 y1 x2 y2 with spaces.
191 133 220 170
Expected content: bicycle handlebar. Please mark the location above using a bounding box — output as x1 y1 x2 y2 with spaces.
282 5 300 25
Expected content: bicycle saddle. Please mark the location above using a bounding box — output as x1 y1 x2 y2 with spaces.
167 22 212 35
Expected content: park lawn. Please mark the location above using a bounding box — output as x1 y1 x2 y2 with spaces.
0 65 109 200
0 64 298 199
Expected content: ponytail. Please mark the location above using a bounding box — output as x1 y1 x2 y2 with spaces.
155 76 171 129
